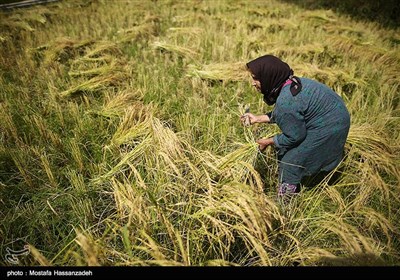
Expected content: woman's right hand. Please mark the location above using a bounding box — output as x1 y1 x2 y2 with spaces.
240 113 270 126
240 113 257 126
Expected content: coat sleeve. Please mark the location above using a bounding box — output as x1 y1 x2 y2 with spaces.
272 97 306 149
265 111 275 123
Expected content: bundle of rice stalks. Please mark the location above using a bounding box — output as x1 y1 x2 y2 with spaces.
186 62 248 82
151 41 198 59
117 22 158 43
42 37 95 65
246 21 264 31
188 181 282 265
0 8 51 33
214 142 262 190
56 40 129 97
166 27 203 37
94 106 190 185
343 123 400 209
319 216 386 265
98 100 264 190
87 90 144 119
217 142 258 169
247 17 298 34
346 124 400 181
323 24 366 37
293 62 366 89
83 41 122 58
268 43 326 61
346 123 399 180
301 10 337 24
1 16 34 32
109 105 154 148
171 13 205 24
89 109 284 265
67 42 122 74
327 35 394 66
60 71 127 98
14 11 47 25
68 63 115 78
247 7 283 18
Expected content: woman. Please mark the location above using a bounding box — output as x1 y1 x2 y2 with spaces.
241 55 350 197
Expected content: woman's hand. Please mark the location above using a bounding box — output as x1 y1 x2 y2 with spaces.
240 113 257 126
256 138 274 151
240 114 270 126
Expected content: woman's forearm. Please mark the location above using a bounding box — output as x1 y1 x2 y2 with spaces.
256 114 270 123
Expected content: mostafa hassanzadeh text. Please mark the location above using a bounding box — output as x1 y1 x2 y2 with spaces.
7 269 93 277
27 269 93 276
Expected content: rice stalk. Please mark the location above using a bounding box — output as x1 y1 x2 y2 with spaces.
190 182 282 265
20 12 47 25
1 15 35 32
327 35 399 80
66 138 84 172
110 106 153 147
29 245 51 266
68 60 118 78
83 41 122 58
74 230 100 266
292 62 366 88
39 151 57 188
292 247 339 266
322 182 347 213
97 137 152 182
117 22 158 43
134 230 183 266
152 41 198 59
346 124 399 180
43 37 94 65
60 71 126 97
357 207 397 246
0 103 19 142
111 176 151 225
186 62 248 82
87 90 144 119
167 27 203 35
29 115 62 147
351 164 388 209
267 42 326 61
65 169 86 195
323 24 366 37
9 149 34 188
301 10 337 23
215 143 258 178
71 55 113 65
321 216 385 265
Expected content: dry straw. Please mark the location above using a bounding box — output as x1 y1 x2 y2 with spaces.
186 62 248 82
151 41 198 59
38 39 131 97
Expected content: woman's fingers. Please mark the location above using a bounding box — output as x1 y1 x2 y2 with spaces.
256 138 272 151
241 113 251 126
241 113 257 126
256 139 265 151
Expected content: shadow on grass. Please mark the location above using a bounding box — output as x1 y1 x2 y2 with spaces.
279 0 400 29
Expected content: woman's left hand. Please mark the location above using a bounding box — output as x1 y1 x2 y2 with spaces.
256 138 274 151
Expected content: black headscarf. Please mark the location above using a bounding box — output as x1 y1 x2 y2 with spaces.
246 55 302 105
